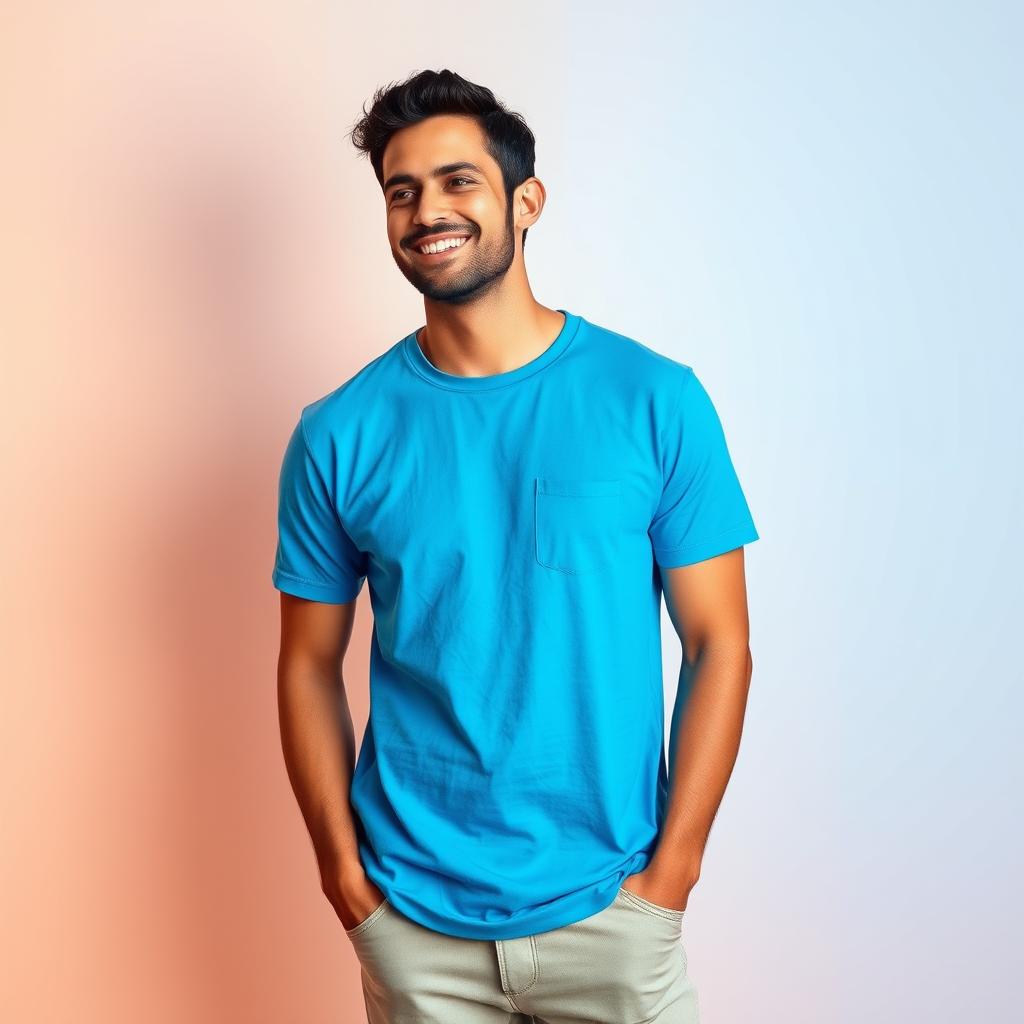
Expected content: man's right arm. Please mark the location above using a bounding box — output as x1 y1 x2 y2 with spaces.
276 591 384 930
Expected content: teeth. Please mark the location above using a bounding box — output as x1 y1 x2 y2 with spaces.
418 236 467 255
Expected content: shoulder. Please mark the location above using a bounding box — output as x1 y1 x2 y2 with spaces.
578 315 696 401
297 338 406 448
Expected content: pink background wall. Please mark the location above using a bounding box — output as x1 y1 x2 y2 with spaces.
1 5 398 1020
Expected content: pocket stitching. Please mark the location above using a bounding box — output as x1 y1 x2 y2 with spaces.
616 886 685 921
534 478 622 575
345 897 390 938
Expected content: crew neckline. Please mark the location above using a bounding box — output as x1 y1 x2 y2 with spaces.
401 309 582 392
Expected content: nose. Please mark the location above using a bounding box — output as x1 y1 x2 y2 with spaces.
411 182 455 228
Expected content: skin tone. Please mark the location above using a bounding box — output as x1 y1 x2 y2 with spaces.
643 548 754 912
382 112 566 378
277 112 755 931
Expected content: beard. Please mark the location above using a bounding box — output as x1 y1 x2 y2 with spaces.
392 202 516 305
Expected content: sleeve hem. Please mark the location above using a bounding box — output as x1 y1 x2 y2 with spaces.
653 521 760 569
272 568 363 604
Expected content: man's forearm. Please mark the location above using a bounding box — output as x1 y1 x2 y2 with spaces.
650 644 753 884
278 658 364 876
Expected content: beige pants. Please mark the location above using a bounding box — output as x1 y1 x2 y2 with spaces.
345 884 699 1023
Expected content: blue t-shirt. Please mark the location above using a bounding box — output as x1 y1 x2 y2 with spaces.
272 309 759 940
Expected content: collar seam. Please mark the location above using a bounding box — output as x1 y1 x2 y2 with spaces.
400 314 582 392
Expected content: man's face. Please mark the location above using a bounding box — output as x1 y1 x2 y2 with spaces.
381 114 517 304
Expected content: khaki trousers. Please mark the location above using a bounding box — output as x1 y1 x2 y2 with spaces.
345 884 699 1023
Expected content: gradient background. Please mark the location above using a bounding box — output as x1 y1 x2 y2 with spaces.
2 2 1020 1022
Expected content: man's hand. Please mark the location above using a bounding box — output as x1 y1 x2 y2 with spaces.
621 863 700 913
321 860 388 932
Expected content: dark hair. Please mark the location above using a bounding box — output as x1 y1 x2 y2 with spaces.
349 69 537 248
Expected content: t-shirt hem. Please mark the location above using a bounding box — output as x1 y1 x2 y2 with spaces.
372 851 652 941
272 568 362 604
653 521 760 568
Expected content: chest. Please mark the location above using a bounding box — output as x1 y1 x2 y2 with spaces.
339 395 664 580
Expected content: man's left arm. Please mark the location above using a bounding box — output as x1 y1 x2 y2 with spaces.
628 545 754 911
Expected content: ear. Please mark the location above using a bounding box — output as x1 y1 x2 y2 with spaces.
515 177 546 232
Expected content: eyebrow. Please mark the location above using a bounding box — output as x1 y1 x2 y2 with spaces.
382 161 484 195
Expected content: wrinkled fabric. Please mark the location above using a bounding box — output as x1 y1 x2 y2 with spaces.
273 310 759 940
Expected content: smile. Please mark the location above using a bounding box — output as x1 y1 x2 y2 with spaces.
410 234 472 260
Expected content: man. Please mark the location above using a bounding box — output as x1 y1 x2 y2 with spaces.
273 68 759 1024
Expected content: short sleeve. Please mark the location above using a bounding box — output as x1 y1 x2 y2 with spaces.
648 368 760 568
271 415 368 603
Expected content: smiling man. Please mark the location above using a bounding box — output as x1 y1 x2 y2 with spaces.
273 69 760 1023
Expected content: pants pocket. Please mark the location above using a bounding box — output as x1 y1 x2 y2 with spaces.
345 897 390 938
617 885 686 922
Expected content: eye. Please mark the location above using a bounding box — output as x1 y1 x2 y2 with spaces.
390 177 474 204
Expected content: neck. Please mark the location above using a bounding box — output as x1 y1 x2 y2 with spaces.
418 290 565 378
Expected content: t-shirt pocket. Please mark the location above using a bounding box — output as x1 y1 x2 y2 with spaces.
534 477 622 575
